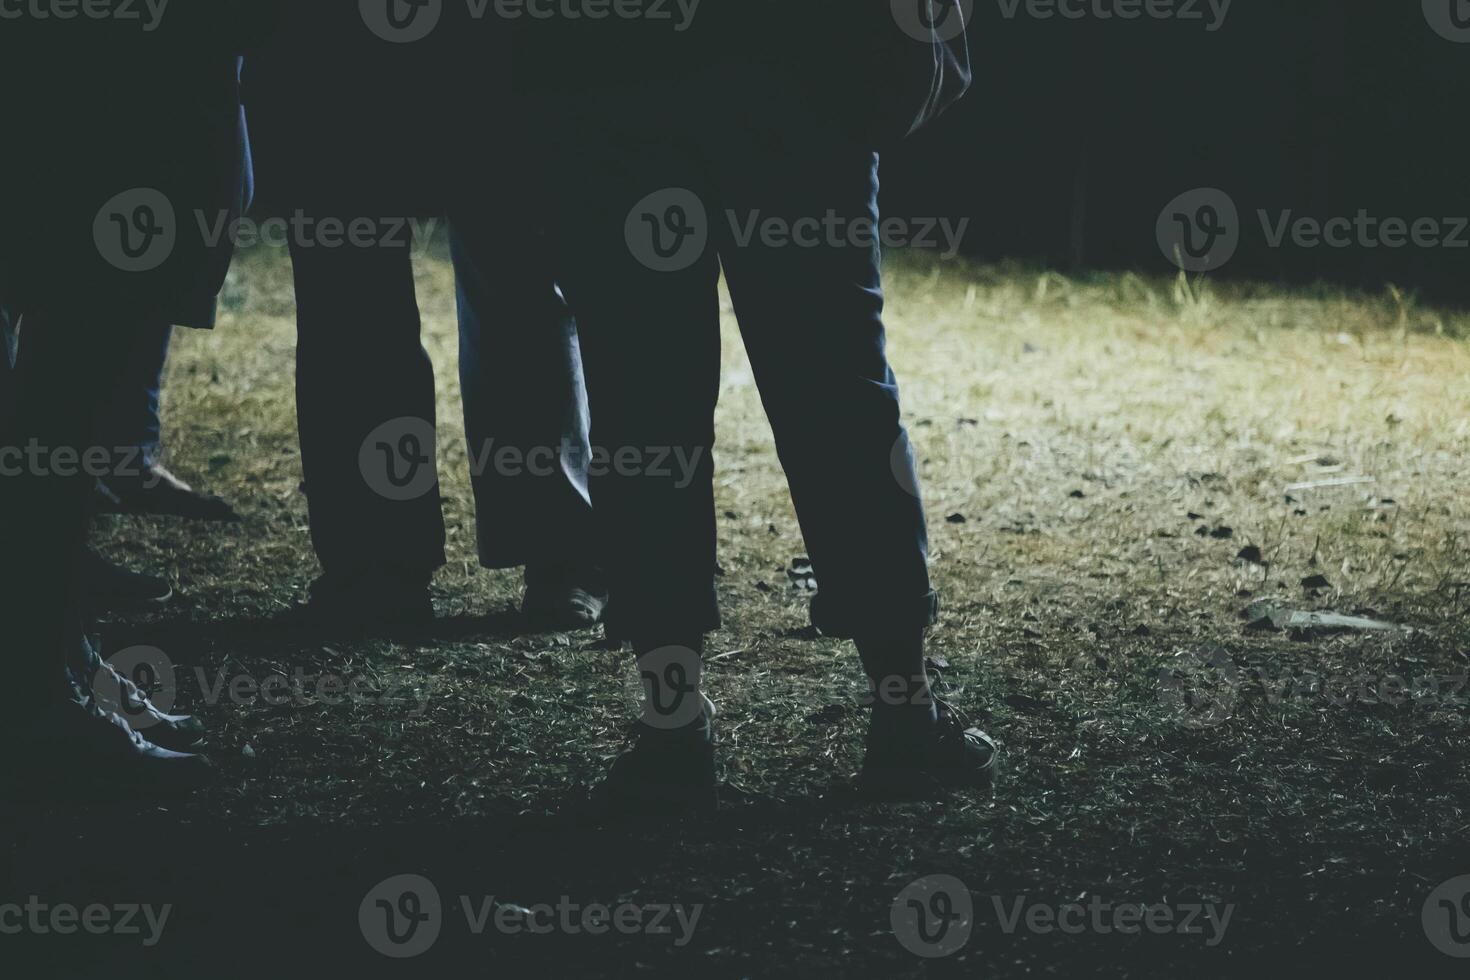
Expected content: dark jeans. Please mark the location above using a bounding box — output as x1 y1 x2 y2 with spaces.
450 210 594 569
540 66 937 642
290 215 594 580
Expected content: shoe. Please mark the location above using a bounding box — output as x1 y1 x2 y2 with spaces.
98 464 240 521
856 698 998 800
522 563 608 630
589 694 718 819
278 572 434 635
81 548 173 613
2 689 216 801
80 636 205 752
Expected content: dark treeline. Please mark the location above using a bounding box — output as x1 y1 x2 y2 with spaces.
885 0 1468 301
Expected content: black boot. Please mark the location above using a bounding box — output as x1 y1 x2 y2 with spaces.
857 697 998 800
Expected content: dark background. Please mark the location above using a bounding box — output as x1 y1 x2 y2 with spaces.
246 2 1469 302
885 0 1469 300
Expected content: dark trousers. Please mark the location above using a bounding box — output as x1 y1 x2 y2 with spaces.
290 215 594 580
450 210 594 569
540 66 937 642
96 321 171 464
290 225 447 581
0 314 139 728
3 305 171 461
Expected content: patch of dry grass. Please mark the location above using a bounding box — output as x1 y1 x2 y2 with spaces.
58 241 1470 976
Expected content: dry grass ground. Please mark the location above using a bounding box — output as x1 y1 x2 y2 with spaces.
9 239 1470 977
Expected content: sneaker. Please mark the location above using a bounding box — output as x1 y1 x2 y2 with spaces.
81 548 172 614
522 563 608 630
80 636 205 752
857 698 998 800
589 694 718 819
278 572 434 635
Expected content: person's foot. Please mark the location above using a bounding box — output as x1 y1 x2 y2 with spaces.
2 691 216 801
278 571 435 635
522 563 608 630
81 547 172 613
80 636 205 753
856 698 998 800
98 464 240 521
589 694 718 820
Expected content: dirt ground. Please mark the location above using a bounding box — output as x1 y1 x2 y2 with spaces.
7 240 1470 977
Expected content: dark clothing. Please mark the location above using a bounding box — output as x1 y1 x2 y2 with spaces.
3 316 141 713
288 228 448 581
4 305 177 464
253 9 592 580
539 64 937 640
97 323 173 462
513 1 960 143
249 4 504 215
0 14 260 734
451 209 595 569
1 11 267 325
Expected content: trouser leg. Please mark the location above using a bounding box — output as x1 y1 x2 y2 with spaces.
290 223 446 581
1 313 138 732
95 320 171 463
543 98 722 641
709 110 936 646
449 211 594 570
